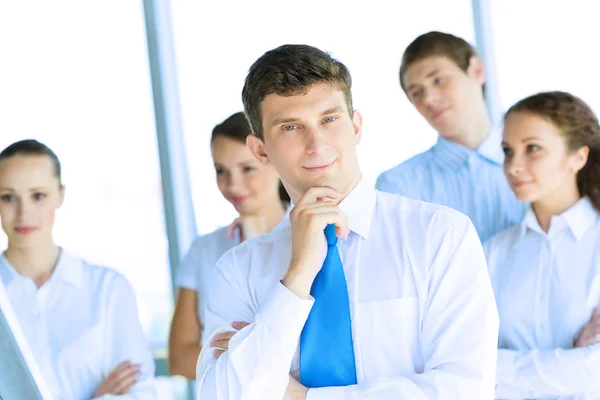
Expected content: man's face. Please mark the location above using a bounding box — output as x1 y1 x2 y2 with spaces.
247 83 362 203
403 55 486 142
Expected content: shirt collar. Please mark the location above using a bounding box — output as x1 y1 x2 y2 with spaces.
477 128 504 165
516 206 542 244
516 197 598 244
51 249 84 288
0 249 83 289
432 128 504 170
0 256 17 287
432 136 473 170
559 197 598 240
337 176 377 240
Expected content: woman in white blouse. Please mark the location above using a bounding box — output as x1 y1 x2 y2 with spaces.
484 91 600 399
168 112 289 380
0 139 156 399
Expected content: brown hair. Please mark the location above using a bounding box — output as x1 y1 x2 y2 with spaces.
211 112 290 205
399 31 482 94
241 44 353 141
506 91 600 211
0 139 62 186
211 111 252 143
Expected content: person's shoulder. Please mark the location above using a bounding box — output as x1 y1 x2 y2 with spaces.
482 224 522 256
78 257 130 288
60 253 136 303
217 218 290 267
376 148 436 192
376 189 469 226
189 226 230 251
182 225 232 262
379 148 435 178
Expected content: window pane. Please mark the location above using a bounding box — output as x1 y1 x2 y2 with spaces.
491 0 600 113
155 376 189 400
0 1 173 347
171 0 475 234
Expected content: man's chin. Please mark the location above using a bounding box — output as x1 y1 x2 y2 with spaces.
436 127 461 141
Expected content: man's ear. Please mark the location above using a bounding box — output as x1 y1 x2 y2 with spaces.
247 134 270 164
352 110 363 145
467 56 486 85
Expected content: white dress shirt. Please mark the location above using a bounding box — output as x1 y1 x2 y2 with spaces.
0 249 156 400
484 197 600 399
176 226 238 333
196 177 499 400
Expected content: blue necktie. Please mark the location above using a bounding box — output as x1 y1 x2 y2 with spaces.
299 224 357 388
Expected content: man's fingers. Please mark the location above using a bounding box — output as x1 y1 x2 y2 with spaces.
295 187 342 205
295 207 349 234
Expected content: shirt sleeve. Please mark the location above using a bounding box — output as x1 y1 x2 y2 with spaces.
100 273 157 399
495 346 600 398
306 216 499 399
196 250 314 400
175 238 200 291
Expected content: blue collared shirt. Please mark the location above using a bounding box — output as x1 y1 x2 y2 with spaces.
376 132 525 242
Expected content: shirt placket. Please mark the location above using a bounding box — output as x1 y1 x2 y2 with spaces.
534 238 553 348
467 155 487 240
35 282 61 396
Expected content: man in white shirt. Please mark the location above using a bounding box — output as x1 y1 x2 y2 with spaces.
196 44 499 399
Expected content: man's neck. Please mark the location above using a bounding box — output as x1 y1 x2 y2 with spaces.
451 114 491 150
336 171 362 204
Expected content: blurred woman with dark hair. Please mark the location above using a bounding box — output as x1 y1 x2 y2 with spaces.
168 112 289 380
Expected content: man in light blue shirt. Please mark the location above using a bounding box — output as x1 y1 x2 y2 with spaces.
376 31 524 242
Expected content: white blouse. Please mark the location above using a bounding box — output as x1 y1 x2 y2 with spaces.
175 226 238 333
485 197 600 399
0 249 156 400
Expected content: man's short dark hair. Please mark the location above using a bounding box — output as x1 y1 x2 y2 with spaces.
242 44 354 141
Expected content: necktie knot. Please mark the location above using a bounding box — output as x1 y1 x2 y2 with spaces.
324 224 338 245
